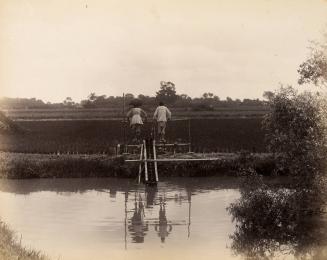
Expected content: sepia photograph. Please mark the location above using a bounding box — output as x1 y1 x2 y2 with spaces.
1 0 327 259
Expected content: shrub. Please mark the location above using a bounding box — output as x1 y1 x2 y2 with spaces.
228 86 327 258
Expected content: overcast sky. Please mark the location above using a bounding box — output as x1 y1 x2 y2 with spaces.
1 0 327 103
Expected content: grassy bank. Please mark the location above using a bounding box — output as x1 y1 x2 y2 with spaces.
0 152 275 179
0 220 49 260
0 152 132 179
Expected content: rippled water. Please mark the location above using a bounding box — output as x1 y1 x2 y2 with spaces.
0 177 326 260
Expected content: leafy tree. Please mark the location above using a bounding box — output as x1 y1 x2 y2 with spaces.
81 100 95 108
202 93 219 101
263 86 327 193
93 95 107 107
202 92 214 99
175 94 192 107
262 91 274 101
124 93 134 100
234 98 241 105
228 86 327 259
88 93 97 102
155 81 178 104
63 97 75 107
179 94 191 100
298 35 327 87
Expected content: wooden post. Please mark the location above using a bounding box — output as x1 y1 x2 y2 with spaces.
153 140 158 182
153 121 156 141
188 195 191 238
122 93 127 153
138 144 144 184
143 140 148 182
188 118 192 153
116 144 120 156
124 191 127 250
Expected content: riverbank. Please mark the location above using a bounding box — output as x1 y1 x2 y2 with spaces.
0 152 275 179
0 220 49 260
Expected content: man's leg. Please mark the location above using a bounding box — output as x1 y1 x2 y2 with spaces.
161 122 166 142
135 124 141 142
157 123 162 141
158 122 166 142
130 125 135 143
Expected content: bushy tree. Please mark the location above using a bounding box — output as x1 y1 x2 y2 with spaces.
88 93 97 102
298 35 327 87
228 86 327 259
263 86 327 193
175 94 192 107
262 91 274 101
155 81 178 104
63 97 75 107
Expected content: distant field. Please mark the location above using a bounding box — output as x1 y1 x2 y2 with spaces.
3 106 269 120
0 118 266 154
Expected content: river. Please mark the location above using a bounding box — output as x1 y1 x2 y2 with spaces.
0 177 326 260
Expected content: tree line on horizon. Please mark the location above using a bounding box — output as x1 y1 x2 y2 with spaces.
0 82 273 110
1 30 326 111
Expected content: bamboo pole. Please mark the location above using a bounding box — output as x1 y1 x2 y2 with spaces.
138 144 144 184
123 93 127 153
143 140 148 182
153 140 158 182
188 196 191 238
124 191 127 250
116 144 120 156
188 118 192 153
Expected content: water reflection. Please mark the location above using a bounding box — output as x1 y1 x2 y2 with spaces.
155 198 172 243
0 177 326 259
128 194 148 243
0 177 240 195
145 186 157 208
228 174 327 260
124 184 191 245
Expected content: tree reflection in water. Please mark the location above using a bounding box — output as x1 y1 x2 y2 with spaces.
228 170 327 260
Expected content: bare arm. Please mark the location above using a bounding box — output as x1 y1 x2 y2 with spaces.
126 109 132 118
141 109 147 118
153 107 158 120
166 107 172 120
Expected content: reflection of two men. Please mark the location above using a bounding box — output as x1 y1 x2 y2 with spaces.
128 199 148 243
145 186 157 208
155 197 172 243
128 194 173 244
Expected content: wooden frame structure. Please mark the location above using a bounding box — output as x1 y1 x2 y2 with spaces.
136 139 160 185
132 139 223 185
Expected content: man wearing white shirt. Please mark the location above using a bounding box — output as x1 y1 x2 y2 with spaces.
153 101 172 142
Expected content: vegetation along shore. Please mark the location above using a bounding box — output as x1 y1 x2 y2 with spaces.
0 151 275 179
0 220 48 260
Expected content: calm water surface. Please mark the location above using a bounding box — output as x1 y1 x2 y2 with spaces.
0 177 325 260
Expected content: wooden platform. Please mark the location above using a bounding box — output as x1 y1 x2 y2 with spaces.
125 157 223 162
125 143 190 148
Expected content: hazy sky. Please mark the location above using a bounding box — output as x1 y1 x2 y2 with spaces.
1 0 327 103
